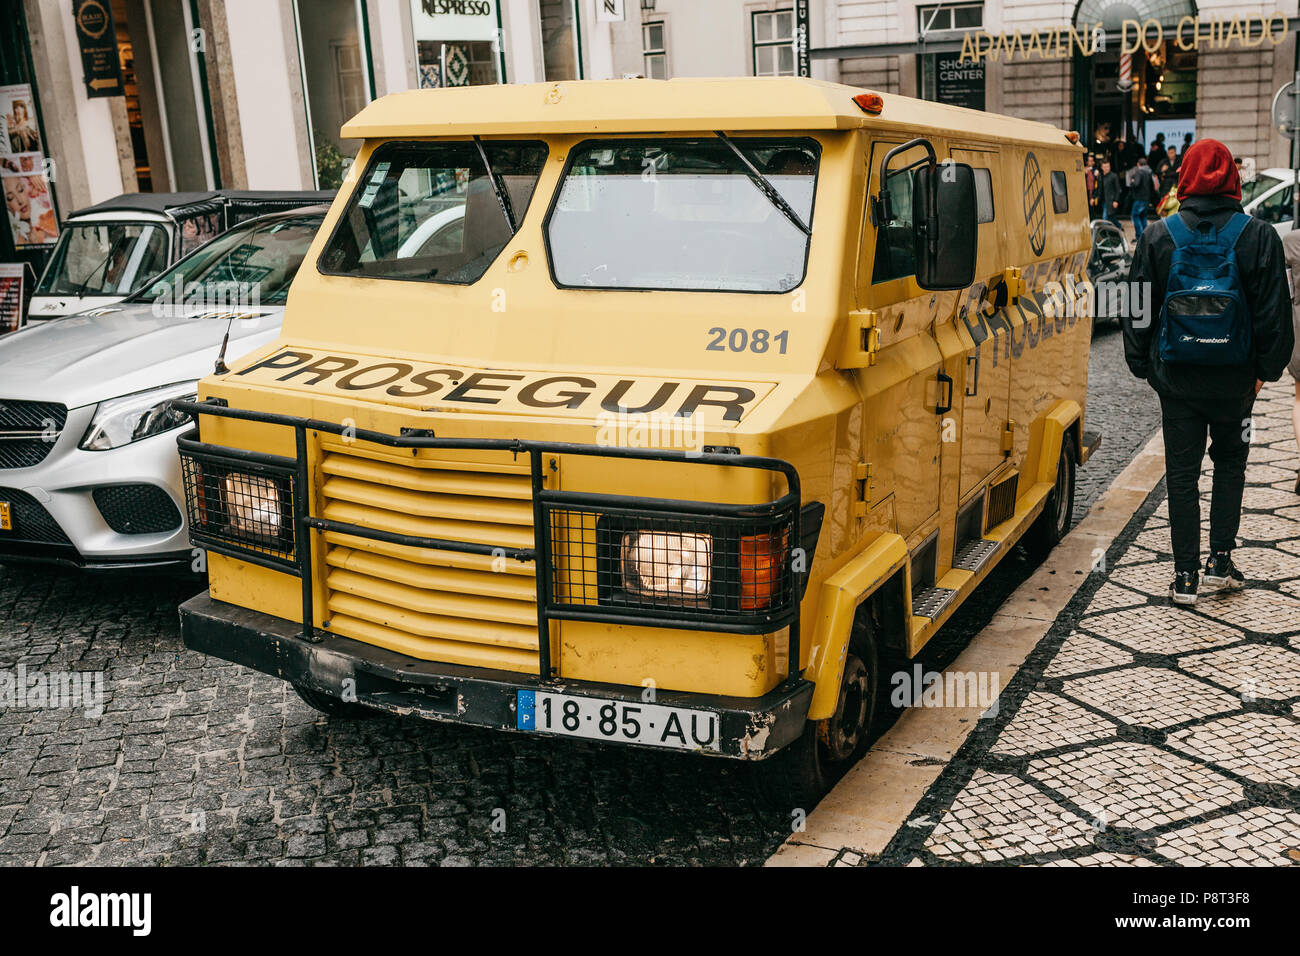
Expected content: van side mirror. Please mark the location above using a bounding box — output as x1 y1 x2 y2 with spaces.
913 162 977 291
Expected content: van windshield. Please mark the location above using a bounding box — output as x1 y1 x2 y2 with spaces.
546 138 818 292
318 140 548 284
36 222 170 297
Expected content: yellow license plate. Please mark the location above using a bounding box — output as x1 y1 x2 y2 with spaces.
0 501 10 531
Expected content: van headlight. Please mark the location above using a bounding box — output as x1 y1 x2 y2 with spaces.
620 531 713 603
79 382 198 450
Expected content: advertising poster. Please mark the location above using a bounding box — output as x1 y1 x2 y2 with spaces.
0 262 24 334
0 84 57 249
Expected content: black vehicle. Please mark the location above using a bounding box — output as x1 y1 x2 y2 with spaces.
1088 219 1132 324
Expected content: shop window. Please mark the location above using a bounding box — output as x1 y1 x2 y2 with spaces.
540 0 581 80
973 167 994 223
918 3 983 34
752 9 794 76
1050 171 1068 214
643 21 666 79
296 0 370 189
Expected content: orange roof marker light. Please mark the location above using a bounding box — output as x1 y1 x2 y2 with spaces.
1065 130 1081 144
853 92 884 114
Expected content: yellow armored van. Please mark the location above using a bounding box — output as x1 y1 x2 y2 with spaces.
175 77 1097 802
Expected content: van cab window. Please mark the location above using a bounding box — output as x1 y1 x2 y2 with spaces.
973 167 994 223
872 166 915 283
318 140 548 284
546 138 818 292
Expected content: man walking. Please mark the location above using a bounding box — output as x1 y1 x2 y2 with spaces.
1123 138 1294 605
1129 157 1157 240
1100 158 1122 225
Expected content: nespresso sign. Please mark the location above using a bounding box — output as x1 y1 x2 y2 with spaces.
959 13 1289 63
412 0 498 42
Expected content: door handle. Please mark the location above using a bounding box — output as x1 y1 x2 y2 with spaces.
965 348 981 397
936 371 954 415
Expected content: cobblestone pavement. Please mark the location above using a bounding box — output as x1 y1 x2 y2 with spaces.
868 381 1300 867
0 327 1156 867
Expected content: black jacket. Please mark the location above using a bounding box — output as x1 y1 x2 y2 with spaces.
1101 171 1121 210
1123 194 1294 402
1130 165 1157 204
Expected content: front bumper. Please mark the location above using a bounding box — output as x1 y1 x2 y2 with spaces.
0 411 192 569
180 591 814 761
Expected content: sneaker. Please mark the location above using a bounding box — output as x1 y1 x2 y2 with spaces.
1170 571 1198 606
1203 551 1245 591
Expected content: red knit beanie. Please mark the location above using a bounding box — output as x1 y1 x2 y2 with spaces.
1176 139 1241 201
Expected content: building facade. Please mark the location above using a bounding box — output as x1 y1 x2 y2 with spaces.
1 0 1295 279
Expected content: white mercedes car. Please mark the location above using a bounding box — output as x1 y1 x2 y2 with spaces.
0 205 326 569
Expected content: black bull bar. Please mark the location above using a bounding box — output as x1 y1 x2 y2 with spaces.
171 399 819 741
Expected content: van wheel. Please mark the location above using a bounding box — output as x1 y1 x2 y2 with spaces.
1025 436 1076 560
757 628 880 812
292 683 375 719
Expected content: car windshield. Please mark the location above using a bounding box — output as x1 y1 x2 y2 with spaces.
1242 174 1282 206
546 138 819 292
133 213 322 308
35 222 170 296
318 140 548 283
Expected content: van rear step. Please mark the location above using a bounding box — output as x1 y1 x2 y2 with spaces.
913 586 958 620
1080 429 1102 464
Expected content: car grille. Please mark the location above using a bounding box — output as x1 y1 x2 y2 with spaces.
93 484 183 535
317 440 540 673
0 486 71 544
0 400 67 469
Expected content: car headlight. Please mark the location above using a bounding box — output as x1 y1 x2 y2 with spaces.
222 473 284 538
79 382 197 451
620 531 712 603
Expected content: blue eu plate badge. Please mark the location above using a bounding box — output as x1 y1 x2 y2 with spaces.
516 690 536 730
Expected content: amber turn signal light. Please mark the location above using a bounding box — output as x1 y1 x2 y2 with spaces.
852 92 884 114
740 530 789 610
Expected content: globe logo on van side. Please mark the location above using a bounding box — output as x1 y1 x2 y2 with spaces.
1023 152 1046 256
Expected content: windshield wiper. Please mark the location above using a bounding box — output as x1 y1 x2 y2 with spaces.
715 132 811 237
473 136 517 234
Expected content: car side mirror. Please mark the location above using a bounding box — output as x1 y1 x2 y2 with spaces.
913 161 977 291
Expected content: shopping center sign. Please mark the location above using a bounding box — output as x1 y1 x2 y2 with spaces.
958 12 1290 64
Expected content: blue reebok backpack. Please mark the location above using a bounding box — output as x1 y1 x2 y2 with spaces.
1157 211 1251 365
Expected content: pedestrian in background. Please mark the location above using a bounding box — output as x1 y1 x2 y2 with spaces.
1123 138 1294 605
1085 153 1100 219
1100 158 1121 225
1283 228 1300 494
1147 134 1166 170
1129 156 1157 239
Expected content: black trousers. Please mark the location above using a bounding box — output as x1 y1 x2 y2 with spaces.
1159 393 1254 573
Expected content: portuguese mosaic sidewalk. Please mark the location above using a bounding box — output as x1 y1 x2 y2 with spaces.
774 380 1300 867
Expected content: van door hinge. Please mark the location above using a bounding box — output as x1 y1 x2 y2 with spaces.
1003 266 1023 303
837 309 880 370
853 461 872 517
1002 419 1016 455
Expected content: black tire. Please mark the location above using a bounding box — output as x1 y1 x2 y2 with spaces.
1025 435 1076 560
757 625 881 813
292 683 376 719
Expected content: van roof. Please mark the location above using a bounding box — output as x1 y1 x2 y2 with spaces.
341 77 1077 149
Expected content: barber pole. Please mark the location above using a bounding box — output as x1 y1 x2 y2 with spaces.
1117 52 1133 91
